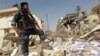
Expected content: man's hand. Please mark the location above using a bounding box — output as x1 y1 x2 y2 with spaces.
12 26 21 36
15 28 21 35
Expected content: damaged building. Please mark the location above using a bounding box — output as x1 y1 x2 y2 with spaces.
56 4 100 37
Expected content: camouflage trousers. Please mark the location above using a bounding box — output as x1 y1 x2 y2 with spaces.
20 28 45 56
20 30 29 56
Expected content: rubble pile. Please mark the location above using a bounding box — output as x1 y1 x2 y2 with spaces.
42 37 100 56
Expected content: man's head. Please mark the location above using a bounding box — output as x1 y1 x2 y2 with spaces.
20 2 29 12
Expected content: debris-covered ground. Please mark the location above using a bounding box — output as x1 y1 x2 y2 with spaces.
12 37 100 56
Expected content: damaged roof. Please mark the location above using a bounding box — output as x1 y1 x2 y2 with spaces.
0 8 18 17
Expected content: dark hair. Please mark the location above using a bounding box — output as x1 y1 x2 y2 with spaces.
20 2 28 7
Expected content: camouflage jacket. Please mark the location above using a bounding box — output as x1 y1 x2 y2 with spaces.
11 12 36 30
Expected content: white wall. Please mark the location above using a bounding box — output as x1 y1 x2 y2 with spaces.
0 16 13 49
0 29 4 49
0 16 13 29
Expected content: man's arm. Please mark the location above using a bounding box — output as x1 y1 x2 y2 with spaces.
11 25 20 36
11 13 21 36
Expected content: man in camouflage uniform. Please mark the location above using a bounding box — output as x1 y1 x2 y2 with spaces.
11 2 44 56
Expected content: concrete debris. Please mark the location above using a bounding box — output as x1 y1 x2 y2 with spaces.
42 49 54 56
10 48 18 56
45 40 100 56
80 25 100 38
29 35 40 44
28 52 38 56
